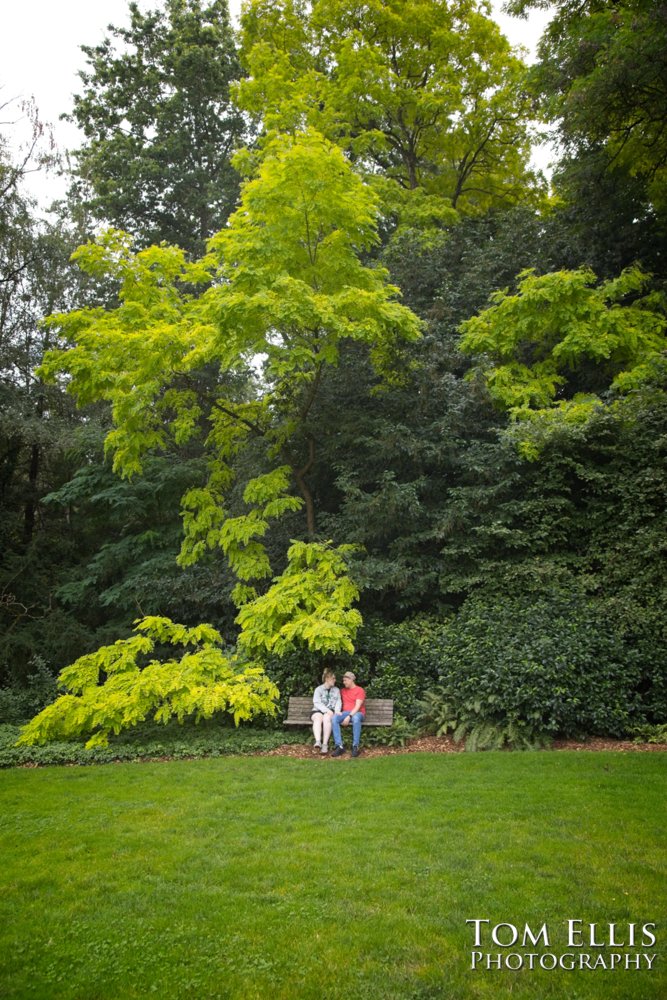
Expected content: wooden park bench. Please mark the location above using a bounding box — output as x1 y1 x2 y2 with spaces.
284 697 394 727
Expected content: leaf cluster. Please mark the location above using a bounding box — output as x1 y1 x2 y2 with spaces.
459 264 667 457
16 615 279 749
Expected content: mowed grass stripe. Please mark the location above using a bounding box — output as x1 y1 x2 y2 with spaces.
1 752 665 1000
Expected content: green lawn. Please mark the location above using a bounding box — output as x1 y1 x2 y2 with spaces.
1 752 665 999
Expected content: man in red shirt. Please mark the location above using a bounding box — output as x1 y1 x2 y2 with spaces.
331 671 366 757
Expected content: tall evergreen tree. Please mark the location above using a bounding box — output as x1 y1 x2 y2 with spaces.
63 0 249 256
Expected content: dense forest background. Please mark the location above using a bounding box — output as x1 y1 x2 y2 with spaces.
1 0 665 746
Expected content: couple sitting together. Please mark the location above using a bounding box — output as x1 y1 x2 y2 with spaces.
311 668 366 758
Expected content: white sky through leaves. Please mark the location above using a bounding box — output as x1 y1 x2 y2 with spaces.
1 0 554 216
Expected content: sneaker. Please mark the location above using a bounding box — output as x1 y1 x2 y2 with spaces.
313 743 322 752
351 746 360 758
320 746 329 756
331 745 346 757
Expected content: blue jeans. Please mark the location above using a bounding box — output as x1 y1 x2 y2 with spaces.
332 711 364 748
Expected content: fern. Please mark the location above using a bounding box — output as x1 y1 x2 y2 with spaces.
419 689 555 751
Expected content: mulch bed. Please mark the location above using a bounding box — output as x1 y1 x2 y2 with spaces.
261 735 667 759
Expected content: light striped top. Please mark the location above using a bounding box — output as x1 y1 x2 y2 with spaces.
312 684 342 714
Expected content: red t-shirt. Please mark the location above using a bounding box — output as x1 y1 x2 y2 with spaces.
342 685 366 715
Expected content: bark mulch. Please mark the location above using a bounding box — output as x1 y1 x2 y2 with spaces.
261 735 667 759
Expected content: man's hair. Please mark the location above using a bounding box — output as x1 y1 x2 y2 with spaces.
343 671 356 681
322 668 336 682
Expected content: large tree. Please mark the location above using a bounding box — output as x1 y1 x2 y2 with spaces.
304 203 667 617
20 127 421 744
63 0 248 256
235 0 542 233
19 1 256 679
40 129 421 552
513 0 667 212
508 0 667 281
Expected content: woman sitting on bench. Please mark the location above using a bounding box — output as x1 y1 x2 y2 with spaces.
311 668 341 756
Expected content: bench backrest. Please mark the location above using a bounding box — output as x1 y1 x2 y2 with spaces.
284 696 394 726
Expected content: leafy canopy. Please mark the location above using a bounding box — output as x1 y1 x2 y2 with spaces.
64 0 247 254
459 264 667 458
236 540 363 658
511 0 667 220
38 128 421 576
206 128 422 383
235 0 542 232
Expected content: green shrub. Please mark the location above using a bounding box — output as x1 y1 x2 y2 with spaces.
605 600 667 723
419 590 649 749
628 722 667 745
0 719 306 768
15 617 281 750
0 656 59 724
419 690 553 751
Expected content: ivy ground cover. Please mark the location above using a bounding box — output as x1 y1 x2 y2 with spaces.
1 752 665 1000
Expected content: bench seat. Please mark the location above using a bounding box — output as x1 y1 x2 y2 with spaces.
284 696 393 726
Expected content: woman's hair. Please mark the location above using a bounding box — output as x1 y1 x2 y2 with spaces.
322 668 336 683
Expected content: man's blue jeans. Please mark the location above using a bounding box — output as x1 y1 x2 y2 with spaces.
332 711 364 748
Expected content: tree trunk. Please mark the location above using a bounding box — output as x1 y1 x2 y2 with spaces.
22 442 40 546
292 437 316 538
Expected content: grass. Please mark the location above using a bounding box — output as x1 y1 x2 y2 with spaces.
1 751 665 999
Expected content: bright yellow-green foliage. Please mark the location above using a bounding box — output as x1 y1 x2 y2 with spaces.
178 466 304 582
181 128 422 569
38 230 215 479
209 129 422 380
236 0 541 226
15 538 361 748
16 617 279 749
37 129 421 579
236 540 363 657
28 129 420 746
459 265 667 458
